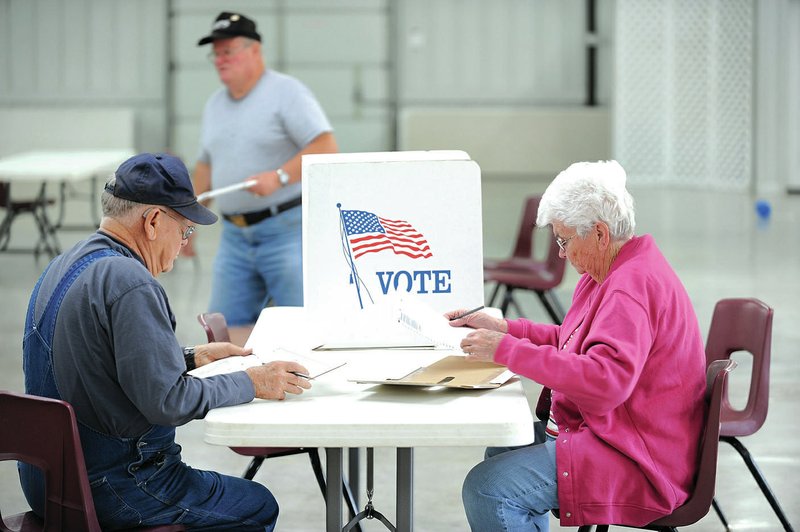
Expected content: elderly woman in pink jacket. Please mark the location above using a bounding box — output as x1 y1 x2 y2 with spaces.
449 160 706 531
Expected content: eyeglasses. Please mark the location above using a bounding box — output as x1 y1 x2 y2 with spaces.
207 44 249 63
143 208 195 240
555 234 576 252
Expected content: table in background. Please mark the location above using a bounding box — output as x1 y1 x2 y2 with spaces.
0 150 133 258
203 307 536 532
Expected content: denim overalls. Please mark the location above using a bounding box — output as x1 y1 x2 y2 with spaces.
20 248 277 531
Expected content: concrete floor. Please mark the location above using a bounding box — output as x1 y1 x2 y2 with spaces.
1 178 798 531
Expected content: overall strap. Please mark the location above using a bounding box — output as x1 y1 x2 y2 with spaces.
35 248 122 343
23 248 122 400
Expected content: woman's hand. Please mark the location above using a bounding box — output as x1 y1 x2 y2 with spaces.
193 342 253 368
445 309 508 333
459 329 506 363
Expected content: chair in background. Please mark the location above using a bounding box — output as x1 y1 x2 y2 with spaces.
0 390 185 532
196 312 361 529
483 195 566 323
567 358 737 532
704 298 793 531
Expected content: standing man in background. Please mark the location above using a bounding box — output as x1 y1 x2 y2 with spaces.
192 12 338 345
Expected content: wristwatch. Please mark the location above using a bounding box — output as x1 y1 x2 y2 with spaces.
276 168 290 187
183 346 196 371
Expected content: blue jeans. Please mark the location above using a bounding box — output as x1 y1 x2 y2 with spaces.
86 426 278 531
462 423 559 532
210 206 303 326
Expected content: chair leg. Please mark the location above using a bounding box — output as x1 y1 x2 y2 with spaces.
500 287 526 318
536 289 564 325
342 475 362 532
308 448 328 498
721 436 795 531
544 288 566 324
487 283 502 307
500 287 514 316
242 456 265 480
711 497 731 531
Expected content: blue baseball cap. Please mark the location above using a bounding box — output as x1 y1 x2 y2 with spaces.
107 153 217 225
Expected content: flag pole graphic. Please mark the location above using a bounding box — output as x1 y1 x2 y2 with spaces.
338 203 365 309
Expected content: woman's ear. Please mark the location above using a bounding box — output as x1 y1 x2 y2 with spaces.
595 222 611 248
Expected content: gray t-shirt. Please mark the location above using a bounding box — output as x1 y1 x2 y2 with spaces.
197 69 332 215
31 232 254 438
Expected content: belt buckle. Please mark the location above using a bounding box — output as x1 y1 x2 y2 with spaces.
229 214 247 227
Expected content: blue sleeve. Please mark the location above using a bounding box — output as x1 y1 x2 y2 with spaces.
111 281 255 427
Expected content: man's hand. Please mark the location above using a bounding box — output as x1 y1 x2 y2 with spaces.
247 171 281 197
459 329 506 363
445 309 508 333
246 361 312 400
193 342 252 368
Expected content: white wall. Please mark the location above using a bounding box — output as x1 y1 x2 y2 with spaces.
755 0 800 195
2 0 796 196
0 0 168 153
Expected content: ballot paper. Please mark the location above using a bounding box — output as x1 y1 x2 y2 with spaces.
313 296 473 351
188 348 346 380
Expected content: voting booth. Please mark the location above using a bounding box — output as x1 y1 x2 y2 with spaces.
302 151 484 346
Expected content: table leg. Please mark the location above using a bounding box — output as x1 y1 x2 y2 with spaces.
56 177 100 230
33 183 60 258
348 448 360 508
326 447 344 532
396 447 414 532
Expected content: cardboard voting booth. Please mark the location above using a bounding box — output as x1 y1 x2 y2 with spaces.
302 151 484 347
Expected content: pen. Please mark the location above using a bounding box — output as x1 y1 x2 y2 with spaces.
450 305 485 321
289 371 311 380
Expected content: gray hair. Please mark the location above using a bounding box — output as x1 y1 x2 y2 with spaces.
101 176 142 219
536 160 635 241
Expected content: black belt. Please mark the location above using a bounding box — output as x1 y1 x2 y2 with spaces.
223 197 301 227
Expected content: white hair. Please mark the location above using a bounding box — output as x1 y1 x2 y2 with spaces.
536 160 635 241
101 176 141 219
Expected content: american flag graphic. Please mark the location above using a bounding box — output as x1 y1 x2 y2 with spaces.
341 209 432 259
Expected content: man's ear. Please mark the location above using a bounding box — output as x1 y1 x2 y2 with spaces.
142 208 159 241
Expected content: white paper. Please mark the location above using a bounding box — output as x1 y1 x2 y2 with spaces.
395 296 472 349
188 348 346 380
196 180 256 202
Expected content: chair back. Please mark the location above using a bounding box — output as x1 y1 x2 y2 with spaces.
704 298 773 437
485 195 566 288
197 312 231 343
650 359 737 527
510 195 543 259
513 196 563 273
0 390 102 532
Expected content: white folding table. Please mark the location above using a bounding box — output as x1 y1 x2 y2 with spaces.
203 307 536 532
0 150 133 258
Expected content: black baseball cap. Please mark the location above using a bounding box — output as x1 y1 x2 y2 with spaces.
197 12 261 46
106 153 218 225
